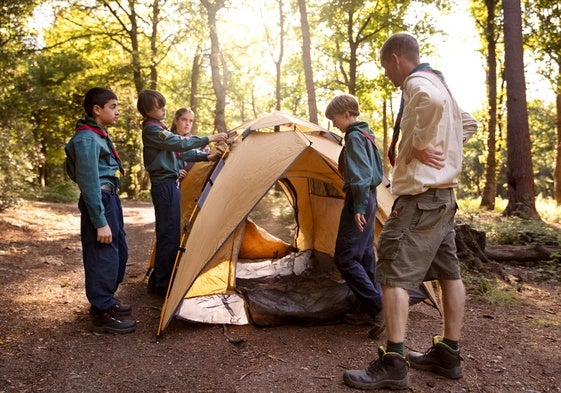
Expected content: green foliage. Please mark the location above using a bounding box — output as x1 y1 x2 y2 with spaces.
458 197 561 246
34 181 80 203
137 190 152 202
0 191 20 212
458 122 489 198
527 100 556 197
458 99 556 199
524 0 561 85
0 0 557 206
469 276 521 306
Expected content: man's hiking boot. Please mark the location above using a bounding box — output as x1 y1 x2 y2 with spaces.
343 347 410 390
91 312 137 334
406 335 463 379
367 313 385 339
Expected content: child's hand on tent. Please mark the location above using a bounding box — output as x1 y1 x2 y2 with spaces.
209 132 228 143
207 152 221 162
178 168 188 180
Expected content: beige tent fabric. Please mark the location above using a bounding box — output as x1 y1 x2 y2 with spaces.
184 223 244 298
146 161 215 271
158 132 312 333
230 111 328 134
155 112 436 336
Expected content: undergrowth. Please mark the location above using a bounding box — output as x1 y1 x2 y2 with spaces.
463 273 522 306
457 197 561 247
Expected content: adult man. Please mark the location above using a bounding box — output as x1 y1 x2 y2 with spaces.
343 33 478 390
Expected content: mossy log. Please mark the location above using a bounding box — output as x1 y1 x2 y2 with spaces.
454 221 559 267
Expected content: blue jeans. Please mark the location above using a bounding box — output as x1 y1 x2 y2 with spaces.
334 191 382 317
150 178 181 292
79 190 128 311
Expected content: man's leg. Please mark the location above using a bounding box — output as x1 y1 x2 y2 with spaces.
441 279 465 340
406 278 465 379
382 285 409 346
342 285 410 390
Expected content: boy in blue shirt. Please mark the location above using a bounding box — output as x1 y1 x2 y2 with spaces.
325 94 385 339
137 90 228 296
65 87 136 334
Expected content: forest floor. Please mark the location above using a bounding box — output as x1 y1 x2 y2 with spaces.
0 200 560 393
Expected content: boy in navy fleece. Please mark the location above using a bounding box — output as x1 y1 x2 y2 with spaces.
325 93 384 338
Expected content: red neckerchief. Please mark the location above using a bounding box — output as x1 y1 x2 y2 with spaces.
361 131 378 150
75 124 125 176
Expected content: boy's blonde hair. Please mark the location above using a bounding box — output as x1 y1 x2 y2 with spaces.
325 94 360 120
137 89 166 117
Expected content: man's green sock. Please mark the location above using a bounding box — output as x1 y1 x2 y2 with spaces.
386 341 404 356
441 337 459 351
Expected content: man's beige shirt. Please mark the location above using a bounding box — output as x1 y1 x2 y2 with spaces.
390 71 478 196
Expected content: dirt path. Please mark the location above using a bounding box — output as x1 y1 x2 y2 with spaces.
1 200 560 392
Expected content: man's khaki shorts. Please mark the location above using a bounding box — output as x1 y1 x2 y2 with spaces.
376 188 460 290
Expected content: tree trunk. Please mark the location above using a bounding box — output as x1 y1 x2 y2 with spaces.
485 244 560 264
454 222 559 269
190 51 202 135
201 0 227 133
502 0 539 219
128 1 143 93
274 0 285 111
480 0 498 210
454 222 492 271
346 9 357 95
297 0 318 124
148 0 161 90
555 88 561 204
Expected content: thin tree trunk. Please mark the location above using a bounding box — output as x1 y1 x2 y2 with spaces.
103 0 143 92
346 9 357 95
190 50 202 135
555 88 561 204
502 0 539 218
297 0 318 124
148 0 160 90
480 0 498 209
275 0 284 111
201 0 227 133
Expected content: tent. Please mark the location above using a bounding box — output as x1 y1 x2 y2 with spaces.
155 111 438 337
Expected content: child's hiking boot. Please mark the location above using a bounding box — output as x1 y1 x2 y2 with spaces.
406 335 463 379
343 346 410 390
90 302 132 318
91 312 136 334
343 311 377 326
110 302 132 317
